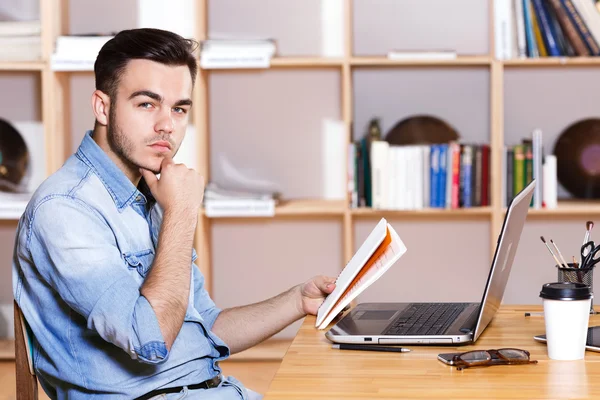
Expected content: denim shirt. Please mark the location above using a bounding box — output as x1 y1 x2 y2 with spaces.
12 131 230 399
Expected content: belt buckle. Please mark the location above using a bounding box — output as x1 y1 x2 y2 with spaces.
206 374 222 389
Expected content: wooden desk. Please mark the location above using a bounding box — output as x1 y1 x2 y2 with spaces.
264 305 600 399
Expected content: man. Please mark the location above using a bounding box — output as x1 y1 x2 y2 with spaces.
12 28 336 400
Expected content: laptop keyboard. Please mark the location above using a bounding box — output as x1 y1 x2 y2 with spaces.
383 303 470 336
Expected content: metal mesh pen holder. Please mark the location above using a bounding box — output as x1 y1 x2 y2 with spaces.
557 263 595 314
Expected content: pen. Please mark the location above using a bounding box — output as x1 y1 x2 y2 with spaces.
331 344 411 353
524 312 544 317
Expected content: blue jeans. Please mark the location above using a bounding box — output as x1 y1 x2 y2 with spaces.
148 376 262 400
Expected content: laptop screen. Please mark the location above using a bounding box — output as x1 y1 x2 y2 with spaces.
471 179 536 341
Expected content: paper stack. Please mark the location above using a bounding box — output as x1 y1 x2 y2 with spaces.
51 35 114 71
203 182 279 217
0 191 31 219
200 38 277 69
386 50 456 61
0 18 41 61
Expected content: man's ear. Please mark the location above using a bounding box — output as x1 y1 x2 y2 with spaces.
91 90 110 126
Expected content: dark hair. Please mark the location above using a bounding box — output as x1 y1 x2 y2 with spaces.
94 28 198 99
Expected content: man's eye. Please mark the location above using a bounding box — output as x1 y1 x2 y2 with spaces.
139 102 152 109
173 107 187 114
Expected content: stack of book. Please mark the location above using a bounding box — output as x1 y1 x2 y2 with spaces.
502 129 557 209
199 38 277 69
0 191 31 219
349 141 491 210
203 183 279 217
386 50 457 61
495 0 600 59
0 17 40 61
51 35 114 71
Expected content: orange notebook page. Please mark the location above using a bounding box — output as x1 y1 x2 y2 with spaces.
327 227 392 316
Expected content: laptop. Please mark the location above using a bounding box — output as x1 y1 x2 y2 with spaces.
325 179 535 345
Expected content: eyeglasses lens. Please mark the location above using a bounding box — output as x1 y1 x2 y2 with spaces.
460 351 490 363
498 349 529 361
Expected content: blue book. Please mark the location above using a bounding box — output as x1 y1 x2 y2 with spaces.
532 0 561 56
437 144 448 208
461 145 473 208
560 0 600 55
523 0 538 57
430 145 439 208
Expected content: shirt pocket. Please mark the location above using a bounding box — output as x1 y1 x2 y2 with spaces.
123 249 155 278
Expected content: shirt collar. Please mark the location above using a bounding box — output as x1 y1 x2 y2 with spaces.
76 131 156 210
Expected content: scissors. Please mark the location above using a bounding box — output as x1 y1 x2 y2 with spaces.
580 241 600 269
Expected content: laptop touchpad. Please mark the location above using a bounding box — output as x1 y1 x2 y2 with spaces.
359 311 397 320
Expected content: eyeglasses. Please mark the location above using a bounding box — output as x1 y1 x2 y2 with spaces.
451 348 538 371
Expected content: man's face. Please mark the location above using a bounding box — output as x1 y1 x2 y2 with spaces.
107 59 193 174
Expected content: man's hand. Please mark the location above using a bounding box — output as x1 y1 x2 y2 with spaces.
296 275 337 316
140 155 204 215
212 274 338 354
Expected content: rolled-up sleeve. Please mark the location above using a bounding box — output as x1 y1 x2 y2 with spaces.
28 196 168 364
192 258 221 329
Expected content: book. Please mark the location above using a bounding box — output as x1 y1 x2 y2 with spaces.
51 35 114 71
0 35 40 61
494 0 513 59
549 0 589 56
386 50 456 60
0 20 40 36
0 192 31 219
315 218 407 330
203 182 279 217
199 38 276 69
543 155 558 209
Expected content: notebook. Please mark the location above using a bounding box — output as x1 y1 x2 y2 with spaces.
316 218 407 330
324 180 535 345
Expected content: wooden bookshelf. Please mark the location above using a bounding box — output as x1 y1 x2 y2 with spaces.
352 206 493 218
269 57 344 68
503 57 600 67
48 57 345 73
527 200 600 217
4 0 600 364
201 199 346 219
350 56 492 67
273 199 345 216
0 61 45 71
41 56 600 71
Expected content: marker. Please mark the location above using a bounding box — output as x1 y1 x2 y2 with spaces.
331 344 411 353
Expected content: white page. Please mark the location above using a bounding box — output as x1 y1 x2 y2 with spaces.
315 218 388 328
316 222 407 330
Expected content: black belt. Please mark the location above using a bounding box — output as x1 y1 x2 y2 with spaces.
135 374 222 400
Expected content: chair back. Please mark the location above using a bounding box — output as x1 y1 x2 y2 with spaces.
14 300 38 400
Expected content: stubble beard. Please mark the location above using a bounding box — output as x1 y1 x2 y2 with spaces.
106 104 161 175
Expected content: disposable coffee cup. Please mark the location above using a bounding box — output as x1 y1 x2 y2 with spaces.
540 282 593 360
